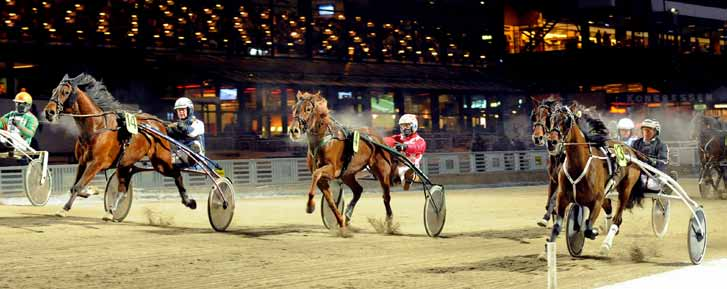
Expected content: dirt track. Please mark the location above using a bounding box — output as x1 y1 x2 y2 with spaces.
0 179 725 289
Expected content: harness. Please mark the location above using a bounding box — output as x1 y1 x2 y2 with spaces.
296 99 359 179
550 106 616 204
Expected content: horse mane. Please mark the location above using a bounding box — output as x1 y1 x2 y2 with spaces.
68 73 128 112
568 102 610 144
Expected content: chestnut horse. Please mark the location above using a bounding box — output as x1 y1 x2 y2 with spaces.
547 103 645 255
43 74 196 217
288 91 397 230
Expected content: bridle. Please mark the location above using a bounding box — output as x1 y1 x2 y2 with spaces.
50 81 78 114
293 99 314 135
530 104 552 134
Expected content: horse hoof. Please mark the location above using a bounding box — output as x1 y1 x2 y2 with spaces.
77 191 91 198
102 212 114 222
55 209 68 218
306 200 315 214
600 244 612 256
185 199 197 210
537 219 548 227
585 229 599 240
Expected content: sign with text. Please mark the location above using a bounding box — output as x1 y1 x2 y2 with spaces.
614 93 713 104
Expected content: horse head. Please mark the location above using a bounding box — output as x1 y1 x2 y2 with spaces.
44 74 83 122
289 91 328 141
546 103 578 156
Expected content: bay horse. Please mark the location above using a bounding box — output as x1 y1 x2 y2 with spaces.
288 91 397 230
547 103 645 255
691 114 727 197
43 74 197 217
530 97 564 227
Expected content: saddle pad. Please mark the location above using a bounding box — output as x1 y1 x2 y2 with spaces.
123 112 138 134
614 144 628 167
353 131 360 153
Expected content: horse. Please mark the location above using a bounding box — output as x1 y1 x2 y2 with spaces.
43 73 197 217
691 114 727 197
547 103 645 255
530 97 565 227
288 91 397 230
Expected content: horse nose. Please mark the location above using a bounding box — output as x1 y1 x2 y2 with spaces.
291 127 300 135
45 109 56 121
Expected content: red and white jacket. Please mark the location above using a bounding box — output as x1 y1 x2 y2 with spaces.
384 132 427 167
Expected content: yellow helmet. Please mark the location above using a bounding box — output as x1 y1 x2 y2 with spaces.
14 92 32 105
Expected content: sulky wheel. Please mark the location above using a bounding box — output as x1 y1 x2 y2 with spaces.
103 171 134 222
687 207 708 265
651 198 671 239
208 177 236 232
423 185 446 237
24 158 52 206
565 203 585 257
321 184 345 230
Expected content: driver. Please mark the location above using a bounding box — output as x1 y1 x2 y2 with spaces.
167 97 222 173
0 92 39 149
616 117 637 146
384 114 427 190
631 118 669 192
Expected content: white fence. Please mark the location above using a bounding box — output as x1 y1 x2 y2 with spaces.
0 146 700 198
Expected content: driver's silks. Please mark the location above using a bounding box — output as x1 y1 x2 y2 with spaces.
352 131 360 153
614 144 627 167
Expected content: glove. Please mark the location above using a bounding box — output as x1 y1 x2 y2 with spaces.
395 143 407 152
177 121 189 133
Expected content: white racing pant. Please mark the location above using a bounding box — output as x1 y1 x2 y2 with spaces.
640 174 663 192
397 157 421 183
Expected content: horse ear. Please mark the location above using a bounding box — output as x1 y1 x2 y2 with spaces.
531 96 540 106
568 103 577 112
62 74 69 81
296 91 304 101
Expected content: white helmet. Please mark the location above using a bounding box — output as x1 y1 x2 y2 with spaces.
641 118 660 134
399 114 418 135
174 97 194 119
617 118 634 130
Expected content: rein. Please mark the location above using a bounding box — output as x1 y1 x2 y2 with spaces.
59 111 117 118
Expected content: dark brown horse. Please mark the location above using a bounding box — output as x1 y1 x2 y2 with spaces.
547 103 645 255
530 97 564 227
43 74 196 217
288 91 397 230
691 114 727 198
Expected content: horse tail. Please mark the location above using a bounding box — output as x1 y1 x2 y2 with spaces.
625 167 645 209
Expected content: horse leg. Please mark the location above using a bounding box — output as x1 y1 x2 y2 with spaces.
602 198 614 233
103 166 133 221
151 156 196 209
538 180 558 227
56 160 105 217
548 189 569 242
601 168 640 255
371 158 393 222
310 164 345 227
342 174 363 225
584 196 603 240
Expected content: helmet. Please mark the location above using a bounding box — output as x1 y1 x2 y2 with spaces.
617 118 634 130
14 92 32 113
398 114 418 135
641 118 661 135
174 97 194 120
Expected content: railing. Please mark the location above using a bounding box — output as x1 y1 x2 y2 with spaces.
0 146 700 198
